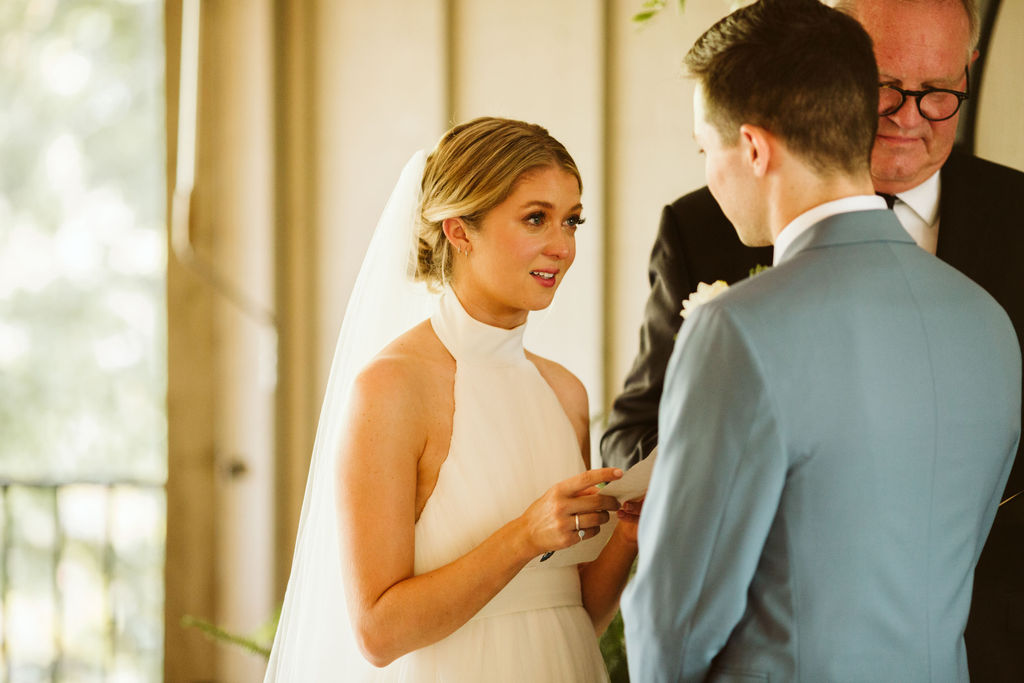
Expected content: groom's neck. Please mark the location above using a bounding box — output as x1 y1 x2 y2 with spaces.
766 165 875 243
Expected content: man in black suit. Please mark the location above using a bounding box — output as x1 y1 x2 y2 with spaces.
602 0 1024 679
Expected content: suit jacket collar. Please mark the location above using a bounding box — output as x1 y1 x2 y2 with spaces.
776 209 914 266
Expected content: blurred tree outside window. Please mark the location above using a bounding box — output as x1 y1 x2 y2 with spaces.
0 0 166 680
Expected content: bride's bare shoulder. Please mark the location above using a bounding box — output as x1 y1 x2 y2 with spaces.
526 351 588 430
352 320 453 404
528 351 585 396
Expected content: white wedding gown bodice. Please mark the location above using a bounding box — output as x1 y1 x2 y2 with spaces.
369 290 608 682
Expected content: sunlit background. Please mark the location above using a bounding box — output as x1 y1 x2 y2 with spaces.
1 0 165 680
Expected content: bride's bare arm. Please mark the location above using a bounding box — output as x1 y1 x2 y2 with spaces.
578 498 641 635
336 355 620 667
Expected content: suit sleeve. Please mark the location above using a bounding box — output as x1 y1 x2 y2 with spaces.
622 303 787 683
600 204 692 469
600 192 772 471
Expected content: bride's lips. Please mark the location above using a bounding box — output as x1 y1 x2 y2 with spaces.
530 269 559 287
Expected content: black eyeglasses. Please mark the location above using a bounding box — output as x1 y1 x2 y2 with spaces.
878 66 970 122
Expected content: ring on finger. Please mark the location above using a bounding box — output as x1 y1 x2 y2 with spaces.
574 514 580 531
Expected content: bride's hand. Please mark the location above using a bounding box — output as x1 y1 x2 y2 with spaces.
518 467 623 557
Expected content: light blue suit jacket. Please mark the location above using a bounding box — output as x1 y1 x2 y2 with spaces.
622 209 1021 682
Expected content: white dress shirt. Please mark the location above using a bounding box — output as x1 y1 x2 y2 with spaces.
889 171 940 254
773 194 886 265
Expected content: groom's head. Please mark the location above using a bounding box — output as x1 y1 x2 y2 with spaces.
685 0 878 175
685 0 879 244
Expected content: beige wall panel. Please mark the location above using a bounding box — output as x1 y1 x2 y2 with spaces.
314 0 448 394
604 2 729 412
976 2 1024 173
452 0 606 453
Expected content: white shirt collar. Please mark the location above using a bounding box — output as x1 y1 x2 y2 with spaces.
894 170 940 226
773 194 885 264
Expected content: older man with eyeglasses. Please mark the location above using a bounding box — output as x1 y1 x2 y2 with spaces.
603 0 1024 679
857 0 977 256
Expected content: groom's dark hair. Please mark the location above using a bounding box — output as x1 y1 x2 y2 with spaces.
684 0 878 176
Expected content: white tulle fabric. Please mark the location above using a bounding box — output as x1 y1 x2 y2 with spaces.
264 152 608 682
264 151 433 682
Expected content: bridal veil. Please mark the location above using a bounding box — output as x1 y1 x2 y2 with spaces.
264 151 433 681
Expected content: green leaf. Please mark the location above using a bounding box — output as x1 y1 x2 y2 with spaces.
632 0 666 24
632 0 688 24
181 615 274 659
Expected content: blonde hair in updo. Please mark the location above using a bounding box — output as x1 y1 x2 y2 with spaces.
415 117 581 287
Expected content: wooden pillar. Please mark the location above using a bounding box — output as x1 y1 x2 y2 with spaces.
165 0 276 680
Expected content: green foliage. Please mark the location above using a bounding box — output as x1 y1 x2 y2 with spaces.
181 611 278 659
600 610 631 682
632 0 687 25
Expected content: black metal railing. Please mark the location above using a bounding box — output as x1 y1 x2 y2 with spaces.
0 480 165 682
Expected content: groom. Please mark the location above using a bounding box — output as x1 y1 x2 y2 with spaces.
621 1 1021 681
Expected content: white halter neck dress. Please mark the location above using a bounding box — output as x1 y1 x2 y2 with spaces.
371 290 609 682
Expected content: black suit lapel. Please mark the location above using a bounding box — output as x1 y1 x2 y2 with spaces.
935 153 980 279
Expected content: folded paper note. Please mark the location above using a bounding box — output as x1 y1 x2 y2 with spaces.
528 449 657 567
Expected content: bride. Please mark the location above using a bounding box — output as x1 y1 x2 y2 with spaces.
264 117 641 681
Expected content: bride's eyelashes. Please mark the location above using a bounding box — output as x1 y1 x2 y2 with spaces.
522 211 586 230
525 211 547 227
565 214 585 229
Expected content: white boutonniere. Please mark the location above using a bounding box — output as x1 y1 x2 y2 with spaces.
680 280 730 319
679 267 771 320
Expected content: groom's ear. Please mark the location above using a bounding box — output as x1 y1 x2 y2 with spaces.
442 217 472 253
739 123 773 178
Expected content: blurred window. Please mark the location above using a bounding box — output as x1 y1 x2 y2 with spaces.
0 0 166 679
